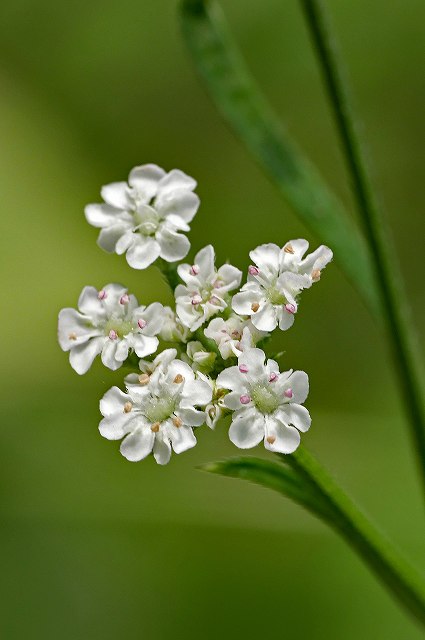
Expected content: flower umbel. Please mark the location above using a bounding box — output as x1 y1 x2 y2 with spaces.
58 161 332 464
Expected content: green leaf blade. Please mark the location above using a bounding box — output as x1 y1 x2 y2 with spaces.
180 0 380 314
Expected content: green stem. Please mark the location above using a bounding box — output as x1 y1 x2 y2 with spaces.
300 0 425 496
285 447 425 627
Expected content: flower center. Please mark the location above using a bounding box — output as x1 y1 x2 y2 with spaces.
145 395 177 424
104 318 134 338
134 209 160 236
266 284 286 306
251 384 279 414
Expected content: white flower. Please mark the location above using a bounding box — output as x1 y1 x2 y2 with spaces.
85 164 200 269
175 245 242 331
204 316 267 359
232 240 333 332
159 306 190 343
99 356 212 464
216 347 311 454
58 284 164 374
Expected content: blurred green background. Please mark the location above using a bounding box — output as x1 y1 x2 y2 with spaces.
1 0 424 637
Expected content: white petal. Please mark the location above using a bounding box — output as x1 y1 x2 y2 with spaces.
249 243 280 272
216 263 242 290
133 335 159 358
116 230 134 255
69 337 104 374
115 338 131 362
181 379 212 406
156 169 197 197
194 245 215 279
250 303 278 332
176 407 206 427
232 288 263 316
77 286 103 317
278 271 311 294
286 370 309 404
101 340 122 370
134 302 164 336
101 182 131 209
58 308 99 351
229 409 264 449
156 227 190 262
278 404 311 432
216 366 244 392
98 224 130 253
126 236 161 269
153 434 172 465
223 391 245 411
100 386 130 416
156 191 200 223
85 203 123 228
300 245 333 274
120 427 155 462
277 308 295 331
238 347 266 378
128 164 166 200
169 424 197 454
264 416 300 454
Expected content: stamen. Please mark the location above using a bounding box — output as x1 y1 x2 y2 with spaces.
190 265 200 276
239 364 249 373
231 330 241 339
151 422 160 433
210 296 221 305
137 318 147 329
248 265 259 276
208 406 216 419
240 394 251 405
108 329 118 340
269 372 278 382
98 289 107 300
68 332 77 341
284 388 293 399
138 373 150 385
266 435 276 444
172 416 183 428
120 293 130 305
284 244 294 254
191 294 202 306
251 302 260 312
312 269 321 281
173 374 184 384
123 402 133 413
285 303 297 314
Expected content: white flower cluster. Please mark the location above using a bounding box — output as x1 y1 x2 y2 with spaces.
58 164 333 464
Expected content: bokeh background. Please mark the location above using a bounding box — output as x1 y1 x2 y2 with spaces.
1 0 424 637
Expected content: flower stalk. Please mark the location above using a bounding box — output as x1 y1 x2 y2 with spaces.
299 0 425 496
